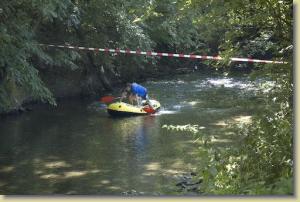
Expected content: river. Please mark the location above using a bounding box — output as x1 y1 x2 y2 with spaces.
0 71 271 195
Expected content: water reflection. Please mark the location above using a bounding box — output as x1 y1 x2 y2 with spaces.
110 116 155 135
0 72 272 194
110 116 157 156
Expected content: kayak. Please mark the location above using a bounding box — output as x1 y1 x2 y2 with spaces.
107 100 161 116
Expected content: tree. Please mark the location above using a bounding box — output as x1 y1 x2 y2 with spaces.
0 0 74 112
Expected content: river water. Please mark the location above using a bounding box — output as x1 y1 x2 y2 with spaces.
0 72 271 195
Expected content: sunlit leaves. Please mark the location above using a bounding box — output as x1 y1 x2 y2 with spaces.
162 124 205 134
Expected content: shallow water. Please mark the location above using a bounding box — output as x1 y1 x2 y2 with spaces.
0 72 270 195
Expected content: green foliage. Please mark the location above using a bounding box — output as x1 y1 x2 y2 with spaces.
162 124 214 147
0 0 75 111
162 124 202 134
158 1 293 194
181 56 291 195
162 62 292 195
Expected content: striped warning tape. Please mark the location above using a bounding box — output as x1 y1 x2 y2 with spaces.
40 44 287 64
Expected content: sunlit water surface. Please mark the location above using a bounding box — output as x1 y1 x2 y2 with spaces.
0 72 271 195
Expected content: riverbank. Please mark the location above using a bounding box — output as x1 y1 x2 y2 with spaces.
0 63 214 117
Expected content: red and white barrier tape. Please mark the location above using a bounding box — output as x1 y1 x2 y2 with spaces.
40 44 287 64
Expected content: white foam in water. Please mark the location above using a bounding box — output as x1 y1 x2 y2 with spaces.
177 80 185 84
152 109 178 116
206 78 258 90
207 78 234 87
173 105 183 110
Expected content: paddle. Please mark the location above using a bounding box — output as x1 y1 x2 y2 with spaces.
99 96 121 103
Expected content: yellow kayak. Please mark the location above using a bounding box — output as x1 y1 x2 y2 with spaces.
107 100 160 116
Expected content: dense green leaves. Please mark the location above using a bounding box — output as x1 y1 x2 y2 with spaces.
0 0 74 112
158 0 293 195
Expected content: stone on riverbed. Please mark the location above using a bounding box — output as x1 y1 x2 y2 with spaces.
175 172 203 193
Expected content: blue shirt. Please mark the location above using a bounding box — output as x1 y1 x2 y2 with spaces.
131 83 147 99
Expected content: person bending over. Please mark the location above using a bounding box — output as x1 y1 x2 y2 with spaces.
121 82 150 106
